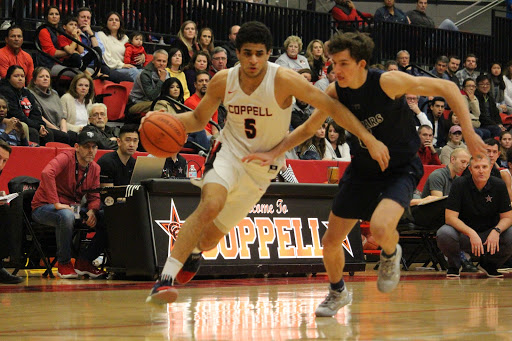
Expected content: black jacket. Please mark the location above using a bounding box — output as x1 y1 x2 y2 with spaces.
223 40 238 68
475 90 502 126
0 82 45 130
82 124 120 150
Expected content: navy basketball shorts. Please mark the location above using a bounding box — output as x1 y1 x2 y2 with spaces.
331 156 424 221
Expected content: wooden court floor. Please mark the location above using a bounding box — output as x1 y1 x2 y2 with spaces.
1 265 511 340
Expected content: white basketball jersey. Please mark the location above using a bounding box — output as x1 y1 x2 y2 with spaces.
220 62 292 161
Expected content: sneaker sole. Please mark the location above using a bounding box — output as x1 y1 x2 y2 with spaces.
74 269 104 279
58 272 78 279
315 292 352 317
446 274 460 278
477 265 504 278
146 288 178 305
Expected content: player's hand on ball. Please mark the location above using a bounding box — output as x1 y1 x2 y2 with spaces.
140 110 168 130
366 138 390 171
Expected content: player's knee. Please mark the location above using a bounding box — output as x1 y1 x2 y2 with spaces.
321 232 344 250
198 199 225 222
369 220 394 240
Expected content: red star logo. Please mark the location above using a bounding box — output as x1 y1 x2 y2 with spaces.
155 199 185 255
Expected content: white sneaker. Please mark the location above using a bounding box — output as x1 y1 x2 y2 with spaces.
315 287 352 317
377 244 402 293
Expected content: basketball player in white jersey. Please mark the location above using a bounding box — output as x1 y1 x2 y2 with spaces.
145 21 390 305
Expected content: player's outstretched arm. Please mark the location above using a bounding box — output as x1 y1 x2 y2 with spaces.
242 106 327 165
380 71 487 157
284 70 390 171
244 70 390 171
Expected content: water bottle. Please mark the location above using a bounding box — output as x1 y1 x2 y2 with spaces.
188 164 197 179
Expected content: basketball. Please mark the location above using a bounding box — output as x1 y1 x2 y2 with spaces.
140 113 187 158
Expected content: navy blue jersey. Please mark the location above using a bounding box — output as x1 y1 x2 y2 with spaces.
335 69 420 176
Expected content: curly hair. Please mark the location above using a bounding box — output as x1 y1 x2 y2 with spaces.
235 21 272 52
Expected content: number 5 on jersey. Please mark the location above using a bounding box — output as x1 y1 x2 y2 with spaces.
245 118 256 138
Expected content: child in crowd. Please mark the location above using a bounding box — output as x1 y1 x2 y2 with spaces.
0 95 28 146
124 32 151 69
58 16 106 77
57 16 85 67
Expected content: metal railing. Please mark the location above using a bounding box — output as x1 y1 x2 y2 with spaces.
492 9 512 64
454 0 504 26
1 0 334 51
1 1 511 70
371 21 494 70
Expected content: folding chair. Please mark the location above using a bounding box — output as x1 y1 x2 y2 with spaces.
8 176 55 277
397 204 448 271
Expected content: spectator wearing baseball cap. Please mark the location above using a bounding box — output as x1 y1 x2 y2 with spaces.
440 125 467 165
31 129 107 279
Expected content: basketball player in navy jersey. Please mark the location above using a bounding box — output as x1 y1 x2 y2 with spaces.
244 32 486 317
144 22 391 305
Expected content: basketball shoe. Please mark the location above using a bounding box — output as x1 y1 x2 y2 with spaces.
176 252 203 284
315 288 352 317
478 260 504 278
146 279 178 305
377 244 402 293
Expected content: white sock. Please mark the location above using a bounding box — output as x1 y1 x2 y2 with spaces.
161 257 183 283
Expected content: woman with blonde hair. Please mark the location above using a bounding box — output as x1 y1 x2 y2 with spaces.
275 35 310 71
174 20 200 66
60 73 94 133
306 39 326 82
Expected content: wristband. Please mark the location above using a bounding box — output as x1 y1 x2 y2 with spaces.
493 227 501 234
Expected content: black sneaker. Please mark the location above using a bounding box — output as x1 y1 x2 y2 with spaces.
0 267 23 284
478 261 504 278
176 252 202 284
446 267 460 278
461 258 479 273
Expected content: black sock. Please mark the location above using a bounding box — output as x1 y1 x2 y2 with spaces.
330 278 345 292
382 248 397 258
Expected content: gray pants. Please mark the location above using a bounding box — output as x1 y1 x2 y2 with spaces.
437 224 512 269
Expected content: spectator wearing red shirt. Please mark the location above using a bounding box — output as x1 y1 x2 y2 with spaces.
124 32 151 69
331 0 373 24
184 71 219 136
31 131 107 279
418 124 441 165
0 26 34 85
57 16 106 77
37 6 68 70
